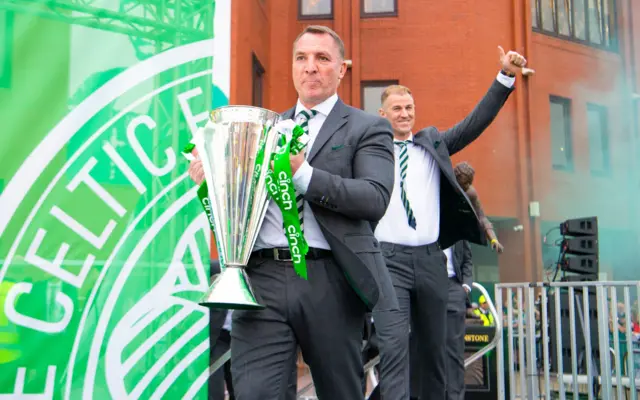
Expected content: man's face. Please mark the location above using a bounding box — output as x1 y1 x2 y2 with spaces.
481 302 489 310
379 93 415 137
292 33 346 107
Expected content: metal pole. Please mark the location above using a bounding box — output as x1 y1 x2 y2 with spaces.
525 286 539 399
497 286 506 400
596 285 612 398
541 288 551 400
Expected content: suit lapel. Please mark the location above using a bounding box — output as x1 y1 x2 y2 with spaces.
282 107 295 120
413 129 461 192
413 130 441 162
308 100 348 163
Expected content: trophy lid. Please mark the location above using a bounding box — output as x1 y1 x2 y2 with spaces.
209 105 281 125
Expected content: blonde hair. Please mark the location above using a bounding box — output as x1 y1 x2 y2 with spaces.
380 85 413 105
293 25 345 60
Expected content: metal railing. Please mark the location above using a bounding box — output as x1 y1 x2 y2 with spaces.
496 280 640 400
208 348 231 380
465 282 502 367
298 282 502 399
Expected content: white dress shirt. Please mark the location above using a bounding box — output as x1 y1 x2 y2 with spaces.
253 94 338 250
374 135 441 246
374 72 515 247
444 247 456 277
223 310 233 331
444 246 472 292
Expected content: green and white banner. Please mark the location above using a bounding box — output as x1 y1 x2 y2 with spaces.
0 1 230 398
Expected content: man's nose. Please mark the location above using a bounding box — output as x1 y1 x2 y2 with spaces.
304 58 318 73
399 108 409 118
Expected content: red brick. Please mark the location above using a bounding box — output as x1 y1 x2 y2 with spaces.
229 0 640 282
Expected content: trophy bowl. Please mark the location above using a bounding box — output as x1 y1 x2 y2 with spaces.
195 106 282 310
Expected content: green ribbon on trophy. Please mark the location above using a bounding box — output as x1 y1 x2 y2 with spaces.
182 122 309 280
263 123 309 280
181 142 226 270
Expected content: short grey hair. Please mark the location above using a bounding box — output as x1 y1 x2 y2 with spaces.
293 25 345 60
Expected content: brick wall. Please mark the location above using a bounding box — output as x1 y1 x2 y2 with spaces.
230 0 640 281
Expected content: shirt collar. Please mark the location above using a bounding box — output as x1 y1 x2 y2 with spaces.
295 93 339 118
394 134 414 144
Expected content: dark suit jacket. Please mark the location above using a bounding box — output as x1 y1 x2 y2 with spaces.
411 78 514 249
282 99 398 312
450 240 473 288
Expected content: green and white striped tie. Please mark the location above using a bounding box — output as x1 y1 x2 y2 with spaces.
395 140 417 229
295 109 317 232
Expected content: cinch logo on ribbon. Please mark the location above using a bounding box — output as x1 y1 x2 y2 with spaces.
263 121 310 279
186 120 310 280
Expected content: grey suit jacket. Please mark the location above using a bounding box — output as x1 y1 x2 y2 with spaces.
411 78 514 249
451 240 473 288
282 99 398 312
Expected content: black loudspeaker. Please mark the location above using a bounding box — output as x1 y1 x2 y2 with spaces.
557 217 599 282
560 255 599 275
560 217 598 236
561 236 599 255
560 274 599 282
548 288 601 374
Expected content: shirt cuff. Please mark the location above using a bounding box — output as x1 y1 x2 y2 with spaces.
496 72 516 88
462 284 472 292
293 160 313 195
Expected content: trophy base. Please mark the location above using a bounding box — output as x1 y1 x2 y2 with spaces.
199 265 266 310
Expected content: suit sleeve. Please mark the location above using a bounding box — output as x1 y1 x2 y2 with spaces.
461 241 474 288
442 79 514 156
304 117 395 221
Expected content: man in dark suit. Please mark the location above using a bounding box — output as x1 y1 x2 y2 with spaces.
207 259 235 400
189 25 397 399
443 241 474 400
371 46 527 399
208 260 298 400
410 240 473 400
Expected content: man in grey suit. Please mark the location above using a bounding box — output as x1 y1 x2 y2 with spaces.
208 259 298 400
372 46 527 399
188 25 397 399
443 241 473 400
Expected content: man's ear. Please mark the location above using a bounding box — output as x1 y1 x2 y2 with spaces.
378 108 385 118
339 61 347 79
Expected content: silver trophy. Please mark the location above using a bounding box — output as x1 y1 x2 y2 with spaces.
195 106 281 310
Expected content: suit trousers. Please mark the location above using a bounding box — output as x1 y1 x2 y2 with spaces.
210 329 298 400
372 242 448 400
445 278 468 400
231 254 366 400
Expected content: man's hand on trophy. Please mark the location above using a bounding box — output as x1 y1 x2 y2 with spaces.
188 149 205 185
498 46 527 76
289 152 305 175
